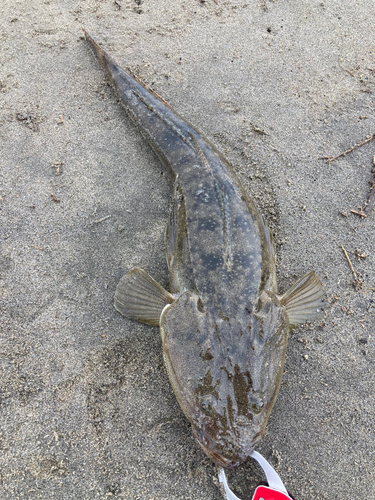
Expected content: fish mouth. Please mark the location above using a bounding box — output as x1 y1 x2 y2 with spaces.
192 430 247 469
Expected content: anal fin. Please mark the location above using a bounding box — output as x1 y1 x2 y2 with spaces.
114 267 175 326
280 271 324 326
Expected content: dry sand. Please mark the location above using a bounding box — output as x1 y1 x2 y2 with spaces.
0 1 374 499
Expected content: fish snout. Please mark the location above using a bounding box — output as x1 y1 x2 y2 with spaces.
192 429 247 469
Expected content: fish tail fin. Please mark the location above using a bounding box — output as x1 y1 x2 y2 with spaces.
83 29 171 121
280 271 324 326
82 28 124 84
114 267 175 326
82 29 107 63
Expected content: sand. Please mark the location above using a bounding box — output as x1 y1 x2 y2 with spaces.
0 1 374 498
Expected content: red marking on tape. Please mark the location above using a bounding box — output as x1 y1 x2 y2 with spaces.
252 485 291 500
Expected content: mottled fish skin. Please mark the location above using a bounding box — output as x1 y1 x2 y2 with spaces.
84 30 323 469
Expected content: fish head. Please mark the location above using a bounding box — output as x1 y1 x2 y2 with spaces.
191 294 289 468
161 290 289 469
191 396 265 468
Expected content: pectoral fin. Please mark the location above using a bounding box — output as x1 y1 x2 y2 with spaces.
114 267 175 326
280 271 324 326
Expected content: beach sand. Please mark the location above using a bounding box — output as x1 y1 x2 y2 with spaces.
0 1 374 498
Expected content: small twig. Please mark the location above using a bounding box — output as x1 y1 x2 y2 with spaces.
350 209 367 218
355 250 368 261
320 133 375 163
341 245 357 279
341 245 363 290
364 157 375 212
251 123 269 135
341 67 355 77
364 181 375 212
91 215 112 225
50 193 60 203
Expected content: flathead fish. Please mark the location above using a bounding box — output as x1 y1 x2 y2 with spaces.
83 30 323 469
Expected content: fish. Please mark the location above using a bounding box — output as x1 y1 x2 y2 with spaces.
83 29 324 469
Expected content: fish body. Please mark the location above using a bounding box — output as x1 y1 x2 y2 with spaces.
84 30 323 469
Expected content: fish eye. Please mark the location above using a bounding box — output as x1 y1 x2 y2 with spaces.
201 401 211 413
249 392 264 414
200 394 216 414
250 401 264 413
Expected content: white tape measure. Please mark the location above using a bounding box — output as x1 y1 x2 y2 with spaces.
218 451 294 500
